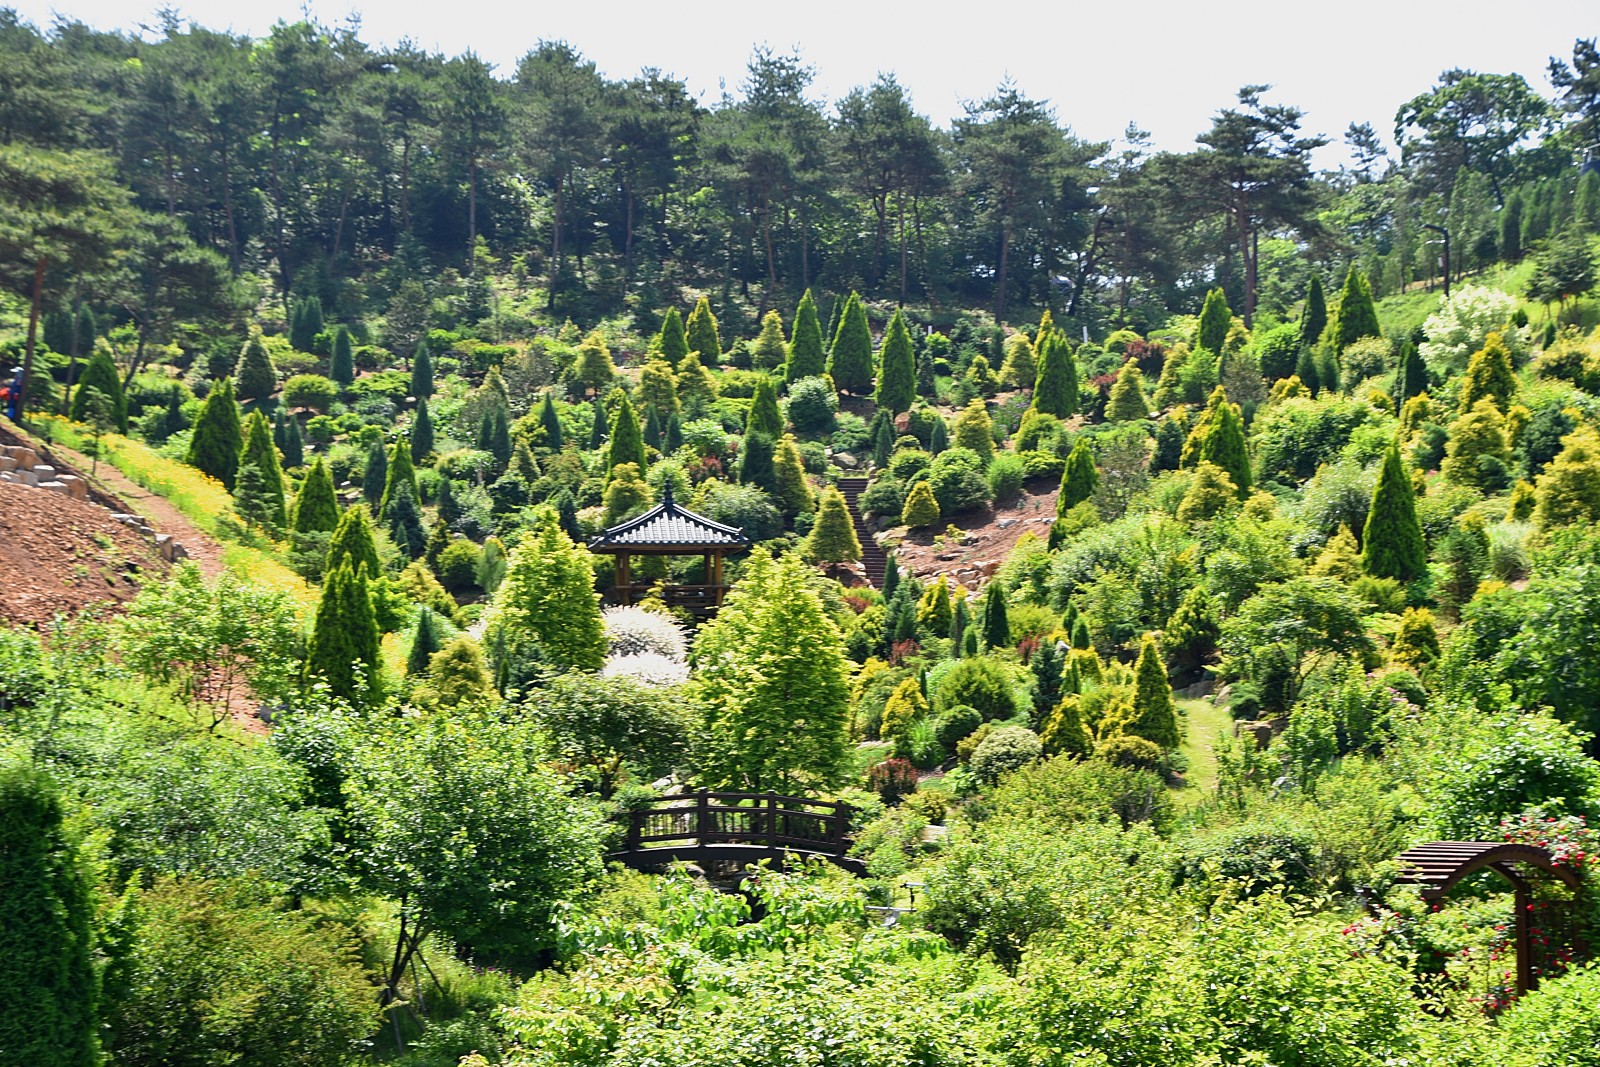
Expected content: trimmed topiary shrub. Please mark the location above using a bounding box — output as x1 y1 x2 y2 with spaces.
970 725 1043 785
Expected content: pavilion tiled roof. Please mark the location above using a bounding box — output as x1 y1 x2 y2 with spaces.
587 484 750 550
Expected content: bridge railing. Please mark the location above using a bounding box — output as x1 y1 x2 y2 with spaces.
619 790 853 857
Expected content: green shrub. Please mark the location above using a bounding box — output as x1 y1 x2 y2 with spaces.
436 539 482 593
970 725 1042 785
935 704 983 751
937 657 1021 721
987 452 1025 503
785 376 837 433
927 447 991 515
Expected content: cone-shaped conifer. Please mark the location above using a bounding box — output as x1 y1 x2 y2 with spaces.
1105 360 1150 421
874 308 916 414
981 580 1010 651
828 292 874 394
326 501 381 578
69 347 126 431
186 377 243 489
329 326 355 386
1299 273 1328 350
234 326 279 403
409 339 433 400
293 456 340 534
747 375 783 437
361 439 387 512
1058 438 1099 516
411 399 434 462
1362 440 1426 582
804 487 862 563
305 560 381 703
1124 633 1180 749
1196 287 1231 357
787 289 827 382
1032 329 1078 416
606 393 647 475
237 409 287 527
658 307 689 363
685 296 722 364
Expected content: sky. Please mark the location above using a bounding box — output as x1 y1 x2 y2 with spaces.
12 0 1598 167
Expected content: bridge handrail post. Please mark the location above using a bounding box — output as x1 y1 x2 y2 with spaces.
832 799 851 851
625 805 641 853
696 789 709 851
767 792 778 850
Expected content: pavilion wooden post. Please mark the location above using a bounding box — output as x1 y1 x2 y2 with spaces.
712 550 725 605
617 551 632 605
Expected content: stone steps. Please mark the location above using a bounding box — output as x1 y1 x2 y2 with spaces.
836 477 888 587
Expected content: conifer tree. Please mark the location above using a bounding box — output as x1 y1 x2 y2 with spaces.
1441 399 1511 489
326 500 381 578
901 479 941 527
1176 461 1240 522
882 552 901 601
1458 332 1517 412
657 307 690 364
637 358 680 422
1327 265 1381 353
950 593 969 658
573 330 617 396
1390 606 1441 673
330 326 355 387
1152 413 1185 472
387 479 428 559
675 350 719 414
379 437 419 520
1393 341 1427 406
1032 329 1078 416
588 396 609 450
606 392 647 474
361 438 387 512
305 560 382 703
185 377 244 489
293 456 340 534
752 309 789 370
787 289 827 383
1058 438 1100 515
538 393 564 449
487 504 606 673
1500 192 1524 261
1105 360 1150 420
999 333 1037 391
773 434 815 516
664 412 683 454
1315 348 1341 396
237 409 287 528
1071 617 1092 649
437 475 462 528
928 416 949 454
1362 440 1426 582
511 440 540 483
1152 345 1186 409
407 605 442 676
828 291 874 394
1295 345 1322 395
952 398 996 461
409 339 434 400
1533 426 1600 531
738 431 777 493
871 411 895 469
1299 273 1328 351
291 295 323 352
981 580 1010 651
917 346 937 398
1123 633 1180 749
1196 287 1232 357
643 405 662 450
484 408 512 472
69 347 126 431
805 487 862 563
875 308 917 413
1041 693 1093 758
917 575 955 634
411 399 435 462
747 375 783 437
1198 388 1251 496
685 296 722 364
0 760 99 1067
281 410 304 468
162 385 186 439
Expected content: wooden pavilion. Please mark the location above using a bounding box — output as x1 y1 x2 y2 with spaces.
587 484 750 618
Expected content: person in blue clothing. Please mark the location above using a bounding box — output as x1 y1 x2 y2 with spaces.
2 366 21 421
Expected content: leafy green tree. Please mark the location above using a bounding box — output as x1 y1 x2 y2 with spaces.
526 673 692 798
657 306 689 364
805 487 862 563
410 398 434 461
329 325 354 386
68 346 126 431
1105 360 1150 421
693 551 852 792
828 291 874 394
304 560 382 703
293 456 339 534
787 288 826 382
237 409 286 528
1057 438 1099 515
573 329 616 396
184 377 243 489
409 339 433 400
981 580 1010 651
952 397 995 461
1458 332 1516 412
0 759 99 1067
233 325 279 403
752 309 788 370
1362 441 1426 582
1219 577 1373 705
902 480 941 527
875 307 916 413
1299 273 1328 351
685 295 722 364
1196 287 1232 357
487 505 606 673
1327 265 1381 353
1032 329 1078 416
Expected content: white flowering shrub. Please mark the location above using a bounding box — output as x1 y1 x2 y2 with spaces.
602 605 688 662
1420 284 1529 373
602 652 690 686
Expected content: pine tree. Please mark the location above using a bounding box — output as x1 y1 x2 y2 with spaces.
752 309 789 370
538 393 564 450
409 339 433 400
952 398 995 461
0 760 99 1067
805 487 863 563
1390 607 1441 673
1315 348 1341 396
1196 287 1232 356
928 416 949 454
1458 332 1517 412
1105 360 1150 420
237 409 287 528
1152 345 1187 409
69 347 126 431
882 553 901 601
686 296 723 364
999 333 1037 391
291 294 324 352
404 397 432 461
407 605 442 676
326 500 381 578
664 412 684 454
293 456 341 534
552 488 582 542
1153 413 1186 472
1176 461 1240 522
282 411 304 468
304 560 382 702
1058 438 1099 515
573 330 617 396
1071 617 1092 649
1122 633 1180 749
828 291 874 395
773 434 815 516
161 385 186 439
917 346 936 398
747 375 783 437
437 475 462 528
379 437 419 520
901 480 940 527
1199 388 1251 496
950 593 969 657
1533 426 1600 531
1299 273 1328 351
1394 341 1427 405
917 575 955 634
787 288 827 383
1032 329 1078 416
361 439 387 513
606 393 647 475
1295 345 1322 395
981 580 1010 651
738 431 777 493
329 326 354 387
186 377 244 488
675 350 719 414
637 358 680 423
875 308 917 413
1500 191 1524 261
387 479 428 559
1362 440 1427 582
588 396 609 450
643 405 662 450
1327 265 1381 353
657 306 690 364
871 410 895 469
486 504 606 673
484 408 512 472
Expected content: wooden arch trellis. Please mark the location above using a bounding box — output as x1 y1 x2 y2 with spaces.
1395 841 1584 994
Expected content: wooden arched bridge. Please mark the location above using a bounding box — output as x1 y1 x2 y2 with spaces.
1395 841 1584 994
611 791 867 876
